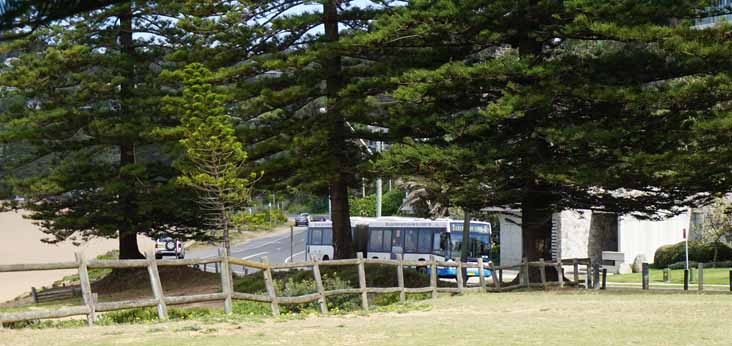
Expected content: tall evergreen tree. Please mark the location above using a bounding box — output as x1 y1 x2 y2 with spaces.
171 0 395 259
0 1 208 259
361 0 732 277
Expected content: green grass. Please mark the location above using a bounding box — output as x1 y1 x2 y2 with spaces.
606 267 732 285
4 291 732 346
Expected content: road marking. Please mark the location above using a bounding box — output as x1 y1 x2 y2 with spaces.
241 251 269 261
285 250 306 263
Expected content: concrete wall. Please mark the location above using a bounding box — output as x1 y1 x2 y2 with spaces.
559 210 591 260
618 212 690 264
498 214 523 266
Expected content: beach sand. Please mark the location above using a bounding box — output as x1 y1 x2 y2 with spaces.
0 211 153 302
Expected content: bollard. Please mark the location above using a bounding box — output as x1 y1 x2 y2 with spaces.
729 270 732 292
690 268 694 283
684 269 689 291
698 262 704 292
593 264 600 290
601 268 607 290
663 268 670 283
641 263 649 290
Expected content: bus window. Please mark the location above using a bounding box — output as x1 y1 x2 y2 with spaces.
322 228 333 245
367 229 393 252
469 233 490 257
311 229 323 245
404 229 419 253
418 230 432 253
382 230 392 252
369 230 384 252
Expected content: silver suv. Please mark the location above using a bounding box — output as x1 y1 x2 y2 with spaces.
155 235 185 259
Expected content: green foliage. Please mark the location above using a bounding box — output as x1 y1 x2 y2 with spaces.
162 63 260 246
360 0 732 263
233 264 438 314
667 260 732 270
654 241 732 268
0 2 209 258
349 190 405 217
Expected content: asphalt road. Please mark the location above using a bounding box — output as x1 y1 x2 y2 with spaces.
188 226 309 273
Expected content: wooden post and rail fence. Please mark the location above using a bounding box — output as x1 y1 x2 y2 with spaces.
0 253 597 329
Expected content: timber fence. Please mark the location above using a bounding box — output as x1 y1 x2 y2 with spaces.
0 252 594 329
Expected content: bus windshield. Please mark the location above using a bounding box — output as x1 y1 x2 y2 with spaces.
449 232 490 259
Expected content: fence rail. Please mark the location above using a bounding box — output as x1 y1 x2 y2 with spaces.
0 252 594 329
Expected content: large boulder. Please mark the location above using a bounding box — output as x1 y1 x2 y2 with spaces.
632 255 647 273
617 263 633 274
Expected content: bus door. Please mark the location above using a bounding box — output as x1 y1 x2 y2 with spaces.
390 229 403 259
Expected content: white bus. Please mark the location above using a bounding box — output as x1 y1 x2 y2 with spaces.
305 217 492 278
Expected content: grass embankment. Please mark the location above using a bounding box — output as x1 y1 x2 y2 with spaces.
3 291 732 346
606 267 732 285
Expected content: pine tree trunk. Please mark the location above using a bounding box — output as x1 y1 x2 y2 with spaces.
119 229 143 260
116 4 142 260
460 209 471 262
323 0 354 259
521 184 557 281
331 176 354 259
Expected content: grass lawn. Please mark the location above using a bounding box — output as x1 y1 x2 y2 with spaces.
606 267 732 285
2 290 732 346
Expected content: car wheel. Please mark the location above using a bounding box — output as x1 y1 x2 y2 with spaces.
322 255 329 261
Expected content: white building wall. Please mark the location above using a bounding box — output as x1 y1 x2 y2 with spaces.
560 210 592 260
618 212 690 264
498 214 522 266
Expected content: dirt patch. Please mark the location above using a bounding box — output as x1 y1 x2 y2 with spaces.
91 266 221 302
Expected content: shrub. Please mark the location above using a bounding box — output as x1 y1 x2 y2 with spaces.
667 260 732 269
653 241 732 268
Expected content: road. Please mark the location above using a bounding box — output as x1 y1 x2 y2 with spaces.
188 226 309 273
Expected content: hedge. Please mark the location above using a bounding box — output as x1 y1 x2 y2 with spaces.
667 260 732 270
653 241 732 268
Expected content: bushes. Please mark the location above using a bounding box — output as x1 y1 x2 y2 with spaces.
653 241 732 268
667 260 732 269
233 264 435 314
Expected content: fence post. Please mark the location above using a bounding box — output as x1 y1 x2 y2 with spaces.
585 260 591 289
357 253 368 311
729 270 732 292
396 254 406 302
477 258 485 292
698 262 704 292
684 269 689 291
145 250 168 320
74 252 96 326
312 257 328 314
663 268 670 283
572 259 579 286
498 268 503 287
488 261 498 290
31 287 38 304
641 262 649 290
593 264 601 290
601 268 607 290
430 255 438 299
218 248 233 314
522 257 529 288
261 256 279 316
539 258 546 288
456 259 464 293
556 261 564 288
